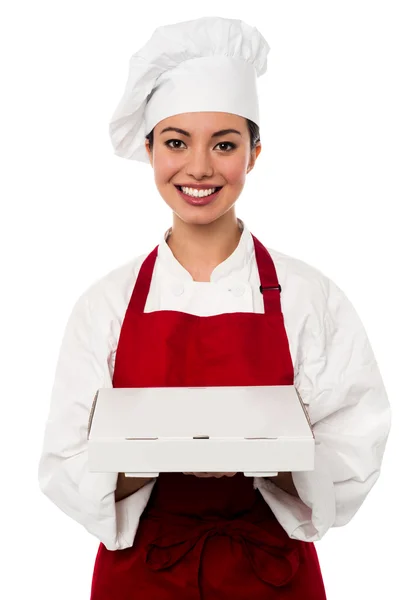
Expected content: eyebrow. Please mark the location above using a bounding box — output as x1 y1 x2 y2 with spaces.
159 127 242 138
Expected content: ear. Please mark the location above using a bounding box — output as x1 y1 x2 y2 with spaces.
145 139 154 167
247 142 262 173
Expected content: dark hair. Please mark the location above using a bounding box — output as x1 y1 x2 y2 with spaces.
145 118 260 151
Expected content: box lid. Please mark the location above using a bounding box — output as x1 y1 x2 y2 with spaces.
88 385 313 440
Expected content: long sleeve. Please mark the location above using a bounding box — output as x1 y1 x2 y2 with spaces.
254 276 391 541
38 289 156 550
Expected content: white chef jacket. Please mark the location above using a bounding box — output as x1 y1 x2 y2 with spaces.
38 219 391 551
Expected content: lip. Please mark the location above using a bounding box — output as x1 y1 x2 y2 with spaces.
175 185 222 206
174 184 223 189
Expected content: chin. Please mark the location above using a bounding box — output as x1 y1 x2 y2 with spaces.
171 204 235 228
159 184 240 226
174 213 219 227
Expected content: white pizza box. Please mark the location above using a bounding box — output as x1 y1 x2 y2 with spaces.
87 385 314 478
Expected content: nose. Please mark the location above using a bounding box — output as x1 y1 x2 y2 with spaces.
185 147 214 179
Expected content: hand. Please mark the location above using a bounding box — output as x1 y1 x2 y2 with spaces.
115 474 154 502
183 472 237 478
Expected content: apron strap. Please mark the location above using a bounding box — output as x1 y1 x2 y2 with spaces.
129 245 159 313
251 234 283 313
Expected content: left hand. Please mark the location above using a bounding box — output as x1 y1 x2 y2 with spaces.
183 472 237 478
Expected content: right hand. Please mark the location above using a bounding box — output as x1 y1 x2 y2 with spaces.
115 474 154 502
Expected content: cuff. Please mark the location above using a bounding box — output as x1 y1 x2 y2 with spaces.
112 479 157 550
253 443 336 542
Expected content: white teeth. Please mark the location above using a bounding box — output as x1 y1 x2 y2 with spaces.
181 186 217 197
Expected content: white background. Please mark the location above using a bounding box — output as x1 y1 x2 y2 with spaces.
1 1 397 598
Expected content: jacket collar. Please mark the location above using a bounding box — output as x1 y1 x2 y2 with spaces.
157 219 254 283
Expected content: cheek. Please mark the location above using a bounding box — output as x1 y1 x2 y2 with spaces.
221 156 248 186
153 148 181 184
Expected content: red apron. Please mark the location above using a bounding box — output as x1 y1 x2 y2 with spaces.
90 233 327 599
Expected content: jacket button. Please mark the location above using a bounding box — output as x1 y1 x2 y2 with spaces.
171 282 185 296
230 285 246 297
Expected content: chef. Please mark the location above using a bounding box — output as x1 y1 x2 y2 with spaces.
38 15 391 600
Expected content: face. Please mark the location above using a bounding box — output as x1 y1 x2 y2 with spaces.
145 112 261 227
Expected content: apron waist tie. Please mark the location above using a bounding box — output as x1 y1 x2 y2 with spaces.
145 514 301 599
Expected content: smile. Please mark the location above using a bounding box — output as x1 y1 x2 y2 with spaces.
175 185 223 198
174 185 223 206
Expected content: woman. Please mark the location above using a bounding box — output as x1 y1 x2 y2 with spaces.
38 16 391 600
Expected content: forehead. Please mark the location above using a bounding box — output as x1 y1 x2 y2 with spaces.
154 112 248 135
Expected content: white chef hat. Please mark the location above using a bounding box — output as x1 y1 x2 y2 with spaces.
109 16 270 163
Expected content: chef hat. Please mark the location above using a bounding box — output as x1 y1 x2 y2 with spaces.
109 16 270 163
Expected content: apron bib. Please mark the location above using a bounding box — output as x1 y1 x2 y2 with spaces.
90 234 327 599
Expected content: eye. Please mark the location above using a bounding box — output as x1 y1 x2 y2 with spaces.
214 142 236 152
165 139 186 149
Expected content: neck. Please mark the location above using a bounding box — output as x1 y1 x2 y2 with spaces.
166 210 243 282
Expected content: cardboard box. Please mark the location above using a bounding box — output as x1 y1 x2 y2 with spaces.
87 385 314 477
